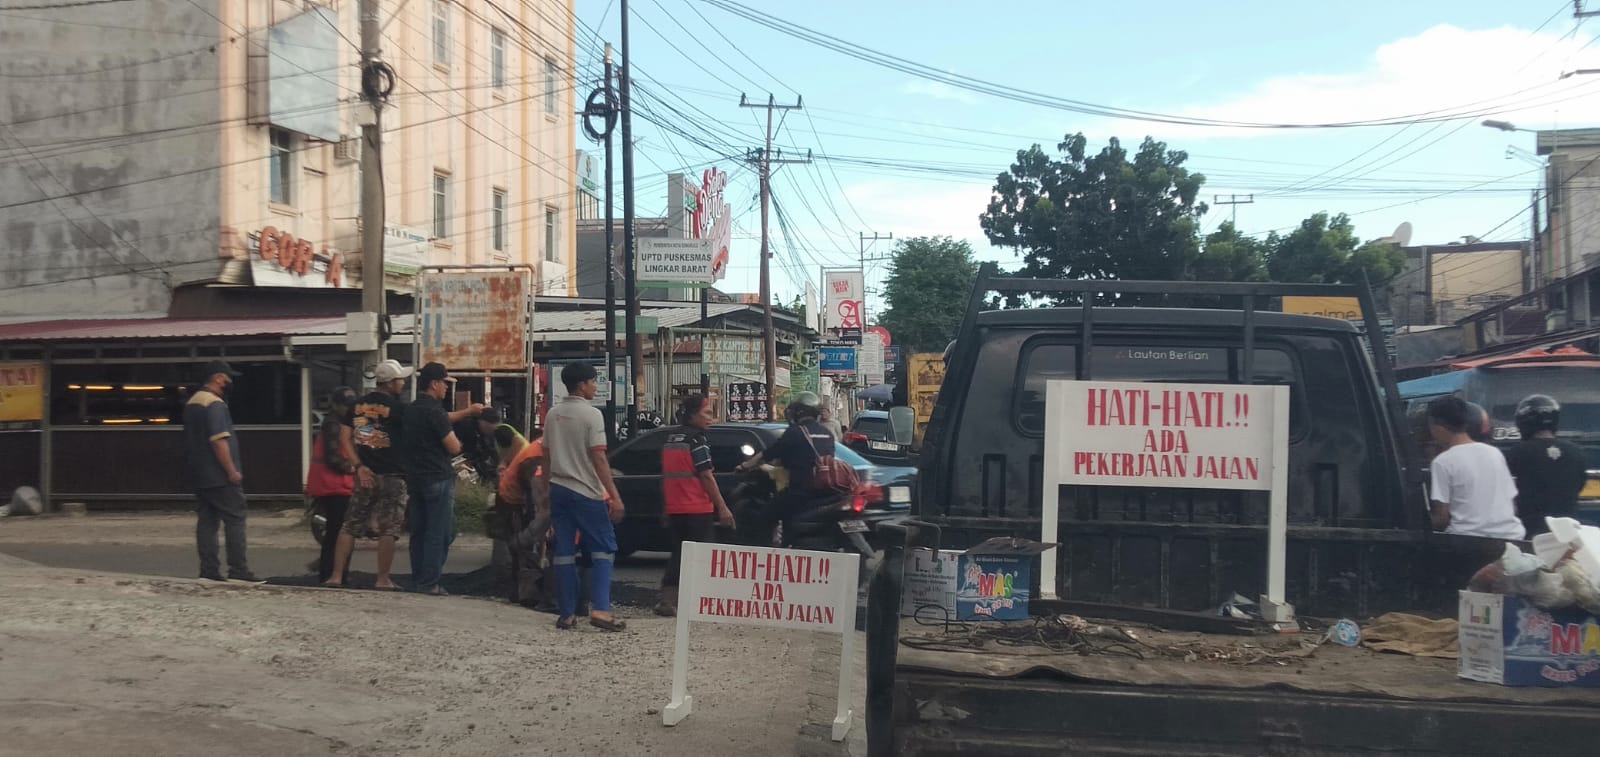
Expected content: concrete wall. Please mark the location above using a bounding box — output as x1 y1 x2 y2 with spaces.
1431 246 1524 322
0 0 225 317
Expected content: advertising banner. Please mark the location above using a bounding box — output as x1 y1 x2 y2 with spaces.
818 346 856 377
823 270 864 343
859 331 885 386
417 270 533 371
0 362 44 422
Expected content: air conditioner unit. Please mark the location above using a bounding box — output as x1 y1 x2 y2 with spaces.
333 135 360 163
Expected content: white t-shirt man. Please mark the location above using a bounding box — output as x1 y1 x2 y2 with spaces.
1429 441 1525 540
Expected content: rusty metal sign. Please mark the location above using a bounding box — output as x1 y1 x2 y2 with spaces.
416 269 533 371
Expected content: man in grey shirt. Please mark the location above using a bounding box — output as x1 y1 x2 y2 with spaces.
183 360 261 583
540 362 626 631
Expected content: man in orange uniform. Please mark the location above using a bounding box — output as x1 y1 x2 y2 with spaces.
496 428 549 608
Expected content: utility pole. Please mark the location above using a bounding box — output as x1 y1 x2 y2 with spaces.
858 231 892 327
357 0 391 379
1577 1 1600 19
620 0 642 435
1213 194 1254 226
582 45 621 443
740 94 808 419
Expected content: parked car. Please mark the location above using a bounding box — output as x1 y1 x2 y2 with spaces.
607 422 915 556
843 410 912 464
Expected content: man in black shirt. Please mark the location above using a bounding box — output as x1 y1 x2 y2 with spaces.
403 362 483 595
1505 394 1589 536
326 359 413 589
182 360 260 583
738 391 838 543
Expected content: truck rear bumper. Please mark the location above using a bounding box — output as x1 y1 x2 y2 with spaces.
891 670 1600 756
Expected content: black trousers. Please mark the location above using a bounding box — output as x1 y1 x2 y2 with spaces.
315 494 351 583
663 512 717 588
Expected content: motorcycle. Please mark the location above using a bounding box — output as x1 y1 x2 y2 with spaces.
726 447 878 562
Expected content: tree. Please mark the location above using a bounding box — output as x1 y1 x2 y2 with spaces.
877 236 980 353
980 134 1207 290
1265 212 1406 285
1194 221 1268 282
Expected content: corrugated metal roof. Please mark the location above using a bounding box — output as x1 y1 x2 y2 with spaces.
0 316 350 342
532 304 745 333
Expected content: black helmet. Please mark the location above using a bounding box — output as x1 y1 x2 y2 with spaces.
785 391 823 423
1464 401 1492 443
1515 394 1561 436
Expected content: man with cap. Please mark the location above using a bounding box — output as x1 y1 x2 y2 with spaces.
402 361 484 595
326 359 414 590
183 360 261 582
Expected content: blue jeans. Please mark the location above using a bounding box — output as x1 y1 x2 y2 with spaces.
407 476 456 591
551 484 616 617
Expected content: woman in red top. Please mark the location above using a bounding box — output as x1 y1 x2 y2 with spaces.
308 387 358 583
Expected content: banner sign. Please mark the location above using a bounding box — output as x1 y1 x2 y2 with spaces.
691 167 731 282
725 381 771 422
0 362 44 423
908 352 945 445
818 346 856 376
1039 379 1292 619
702 335 763 377
823 270 864 343
663 541 858 741
417 270 533 371
859 331 885 386
1047 380 1284 491
639 238 717 286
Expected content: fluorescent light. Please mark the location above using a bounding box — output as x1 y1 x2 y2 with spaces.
122 385 165 391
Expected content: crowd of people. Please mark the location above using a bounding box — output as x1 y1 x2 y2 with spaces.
1425 393 1589 541
184 355 859 630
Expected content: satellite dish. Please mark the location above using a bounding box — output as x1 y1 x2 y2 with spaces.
1391 222 1413 247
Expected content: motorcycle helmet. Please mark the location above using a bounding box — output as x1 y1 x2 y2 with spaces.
1515 394 1561 438
785 391 823 423
1464 401 1492 443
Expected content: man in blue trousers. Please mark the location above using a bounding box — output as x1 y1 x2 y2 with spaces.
540 362 627 631
402 361 482 595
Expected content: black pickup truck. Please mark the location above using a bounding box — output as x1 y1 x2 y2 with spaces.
864 268 1600 756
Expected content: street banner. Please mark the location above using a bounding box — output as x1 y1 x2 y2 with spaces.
417 269 533 371
638 238 717 286
818 346 856 377
664 541 859 741
908 353 946 445
725 381 770 422
1040 380 1292 620
0 362 44 422
859 331 885 386
823 270 864 343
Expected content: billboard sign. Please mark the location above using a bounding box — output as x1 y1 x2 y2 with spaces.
416 270 534 371
823 270 864 343
0 362 44 423
859 331 885 386
639 238 717 286
691 167 731 282
819 346 856 377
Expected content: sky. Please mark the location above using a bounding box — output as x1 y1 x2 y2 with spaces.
569 0 1600 315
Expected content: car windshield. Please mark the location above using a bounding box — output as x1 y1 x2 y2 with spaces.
1481 366 1600 436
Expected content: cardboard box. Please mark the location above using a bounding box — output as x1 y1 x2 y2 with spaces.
1459 590 1600 687
900 548 958 617
900 539 1057 621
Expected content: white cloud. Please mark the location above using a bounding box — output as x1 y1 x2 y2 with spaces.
1072 24 1600 142
902 80 978 104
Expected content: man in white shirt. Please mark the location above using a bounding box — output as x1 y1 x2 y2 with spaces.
541 362 627 632
1427 396 1525 540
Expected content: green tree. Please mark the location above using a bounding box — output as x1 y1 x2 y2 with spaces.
878 236 980 353
980 134 1207 290
1194 221 1268 282
1265 212 1406 285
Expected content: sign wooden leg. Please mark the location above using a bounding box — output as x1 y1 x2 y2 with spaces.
663 542 695 726
831 557 860 741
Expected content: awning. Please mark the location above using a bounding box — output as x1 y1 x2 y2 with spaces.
1451 345 1598 370
0 316 349 342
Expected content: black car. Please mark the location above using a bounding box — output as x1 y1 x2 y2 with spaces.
843 409 912 464
607 422 915 556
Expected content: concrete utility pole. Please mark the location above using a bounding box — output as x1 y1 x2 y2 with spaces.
621 0 644 433
1213 194 1254 226
858 231 892 327
357 0 392 379
580 44 621 444
739 94 808 419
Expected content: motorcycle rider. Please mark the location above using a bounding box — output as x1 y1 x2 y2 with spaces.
1504 394 1589 536
736 391 836 544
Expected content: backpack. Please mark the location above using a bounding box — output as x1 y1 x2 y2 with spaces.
802 426 859 495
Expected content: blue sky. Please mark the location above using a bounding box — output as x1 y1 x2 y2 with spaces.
571 0 1599 312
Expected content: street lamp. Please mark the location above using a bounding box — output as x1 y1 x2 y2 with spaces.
1559 69 1600 79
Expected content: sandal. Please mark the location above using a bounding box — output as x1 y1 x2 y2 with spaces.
555 616 577 630
589 616 627 632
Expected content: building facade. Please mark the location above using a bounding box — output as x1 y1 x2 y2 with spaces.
0 0 578 318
